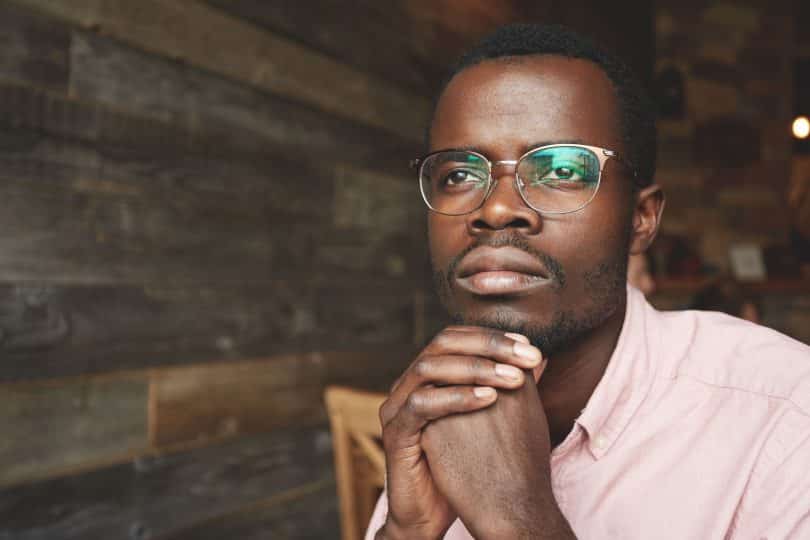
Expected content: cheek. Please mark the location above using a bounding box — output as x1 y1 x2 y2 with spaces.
428 215 466 264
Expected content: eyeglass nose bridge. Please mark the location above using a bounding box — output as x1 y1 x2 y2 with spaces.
489 159 525 188
478 159 530 211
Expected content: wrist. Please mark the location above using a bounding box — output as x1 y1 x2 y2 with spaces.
473 493 575 540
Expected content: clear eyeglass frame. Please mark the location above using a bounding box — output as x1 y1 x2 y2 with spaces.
410 143 637 216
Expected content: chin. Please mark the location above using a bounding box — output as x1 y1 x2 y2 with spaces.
452 305 539 335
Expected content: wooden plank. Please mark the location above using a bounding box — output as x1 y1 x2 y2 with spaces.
204 0 445 96
0 282 416 382
11 0 431 140
0 127 423 285
0 374 148 487
149 355 327 449
150 351 408 450
160 478 339 540
68 31 421 177
0 2 70 93
0 426 335 540
315 280 420 347
0 74 419 182
0 282 313 381
0 128 331 284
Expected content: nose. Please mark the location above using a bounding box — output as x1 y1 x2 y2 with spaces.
466 162 542 235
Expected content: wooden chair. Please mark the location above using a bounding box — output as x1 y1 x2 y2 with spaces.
325 385 388 540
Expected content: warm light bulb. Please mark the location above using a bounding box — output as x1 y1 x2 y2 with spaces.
792 116 810 139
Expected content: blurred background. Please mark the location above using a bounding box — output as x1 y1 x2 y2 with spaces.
0 0 807 538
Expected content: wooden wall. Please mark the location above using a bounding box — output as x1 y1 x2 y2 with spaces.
0 1 652 538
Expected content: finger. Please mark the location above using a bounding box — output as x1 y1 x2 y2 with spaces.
382 386 497 445
381 354 528 423
427 327 543 369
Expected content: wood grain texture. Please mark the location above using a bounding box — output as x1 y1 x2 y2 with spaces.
0 125 422 285
0 2 70 93
12 0 430 140
0 426 335 540
0 282 416 381
68 31 421 177
204 0 446 96
159 478 339 540
149 355 327 449
0 374 148 487
150 351 409 450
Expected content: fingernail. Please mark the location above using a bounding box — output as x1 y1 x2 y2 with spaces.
504 332 529 344
474 387 496 399
495 363 523 381
533 358 549 382
513 341 542 364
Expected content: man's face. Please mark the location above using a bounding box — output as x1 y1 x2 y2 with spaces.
428 55 635 356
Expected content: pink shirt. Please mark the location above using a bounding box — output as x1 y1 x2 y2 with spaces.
366 286 810 539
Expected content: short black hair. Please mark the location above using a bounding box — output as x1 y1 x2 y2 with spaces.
433 23 657 188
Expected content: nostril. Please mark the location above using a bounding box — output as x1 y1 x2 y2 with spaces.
472 215 532 231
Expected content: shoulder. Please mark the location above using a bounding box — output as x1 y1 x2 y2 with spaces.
653 308 810 414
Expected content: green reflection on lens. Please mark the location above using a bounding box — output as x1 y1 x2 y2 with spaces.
521 146 599 186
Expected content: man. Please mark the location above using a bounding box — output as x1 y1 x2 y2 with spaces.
367 24 810 539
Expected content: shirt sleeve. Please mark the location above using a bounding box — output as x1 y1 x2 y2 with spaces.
364 492 389 540
729 408 810 539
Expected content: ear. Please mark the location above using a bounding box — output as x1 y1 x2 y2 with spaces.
629 184 665 255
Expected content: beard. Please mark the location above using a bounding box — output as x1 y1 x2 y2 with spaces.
432 231 629 358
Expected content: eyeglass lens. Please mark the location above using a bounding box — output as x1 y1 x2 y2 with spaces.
420 146 601 215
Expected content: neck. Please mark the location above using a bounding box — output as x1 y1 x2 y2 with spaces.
538 297 628 448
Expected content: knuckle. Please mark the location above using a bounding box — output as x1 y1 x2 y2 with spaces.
467 355 485 378
413 358 433 379
486 331 502 353
405 392 426 415
429 332 451 351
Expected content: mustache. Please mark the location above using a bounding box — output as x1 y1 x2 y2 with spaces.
446 233 566 288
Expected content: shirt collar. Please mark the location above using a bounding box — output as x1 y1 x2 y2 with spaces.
575 285 665 460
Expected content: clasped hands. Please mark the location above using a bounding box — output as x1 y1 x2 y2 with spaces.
376 326 575 540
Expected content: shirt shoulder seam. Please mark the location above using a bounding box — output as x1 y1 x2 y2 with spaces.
666 371 810 418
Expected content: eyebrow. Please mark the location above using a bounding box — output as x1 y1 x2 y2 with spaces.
437 139 590 155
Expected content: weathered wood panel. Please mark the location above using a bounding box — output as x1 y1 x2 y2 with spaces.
0 282 417 381
150 351 408 450
162 478 339 540
0 2 70 93
204 0 446 96
0 131 317 284
0 126 423 284
12 0 431 139
0 426 334 540
150 356 327 449
0 374 148 487
68 31 421 177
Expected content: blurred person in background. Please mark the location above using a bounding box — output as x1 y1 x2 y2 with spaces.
627 252 656 297
690 277 762 324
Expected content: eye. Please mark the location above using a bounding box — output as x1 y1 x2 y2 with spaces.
556 167 575 178
439 168 487 190
445 170 473 185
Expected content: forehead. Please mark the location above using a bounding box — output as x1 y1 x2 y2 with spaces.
430 55 623 156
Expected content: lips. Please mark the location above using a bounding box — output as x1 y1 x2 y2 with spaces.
455 247 551 296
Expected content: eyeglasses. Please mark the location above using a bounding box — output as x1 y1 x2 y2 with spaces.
410 144 636 216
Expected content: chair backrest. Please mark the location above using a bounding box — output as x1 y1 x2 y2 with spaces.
325 385 387 540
